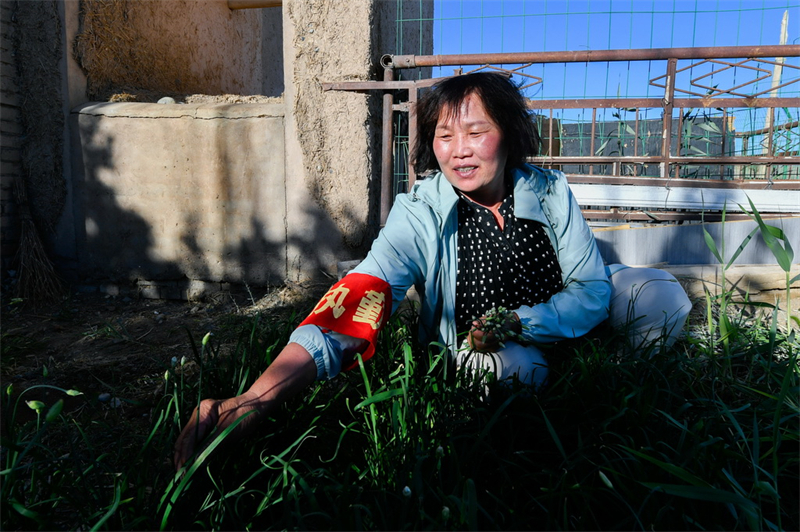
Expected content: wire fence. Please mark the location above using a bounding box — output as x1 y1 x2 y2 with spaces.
389 1 799 187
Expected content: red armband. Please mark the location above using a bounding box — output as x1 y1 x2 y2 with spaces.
298 273 392 370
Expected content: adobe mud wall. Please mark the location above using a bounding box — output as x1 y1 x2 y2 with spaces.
282 0 433 279
5 0 433 294
73 0 273 100
72 102 287 287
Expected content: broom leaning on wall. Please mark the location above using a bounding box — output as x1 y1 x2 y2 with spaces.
11 175 64 304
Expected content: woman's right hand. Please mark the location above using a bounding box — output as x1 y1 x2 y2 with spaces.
173 392 261 471
172 342 318 471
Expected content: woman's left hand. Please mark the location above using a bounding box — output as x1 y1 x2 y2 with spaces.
468 312 521 352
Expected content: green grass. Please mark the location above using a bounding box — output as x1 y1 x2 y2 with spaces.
1 208 797 530
1 294 797 531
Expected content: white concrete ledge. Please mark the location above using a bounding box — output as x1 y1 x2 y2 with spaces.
663 263 799 312
74 101 286 119
592 217 800 266
573 183 800 213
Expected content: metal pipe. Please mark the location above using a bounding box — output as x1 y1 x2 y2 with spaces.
548 109 554 161
767 107 776 157
408 86 418 189
735 120 799 137
324 82 800 110
661 58 678 178
581 210 786 221
720 109 728 179
228 0 281 9
527 155 798 164
386 45 800 69
380 67 394 226
590 108 596 175
529 97 799 110
564 174 800 190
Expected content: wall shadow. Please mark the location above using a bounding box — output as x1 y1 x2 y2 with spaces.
71 104 371 299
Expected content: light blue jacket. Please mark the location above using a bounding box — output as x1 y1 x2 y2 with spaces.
291 164 612 380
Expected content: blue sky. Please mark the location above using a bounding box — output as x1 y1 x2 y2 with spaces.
423 0 799 100
432 0 799 54
389 0 799 152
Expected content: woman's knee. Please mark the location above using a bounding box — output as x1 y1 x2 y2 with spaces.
455 341 548 388
608 266 692 346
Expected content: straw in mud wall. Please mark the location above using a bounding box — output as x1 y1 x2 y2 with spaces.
12 178 63 304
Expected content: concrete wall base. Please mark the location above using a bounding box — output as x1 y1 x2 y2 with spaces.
665 263 799 310
70 101 289 285
75 278 265 303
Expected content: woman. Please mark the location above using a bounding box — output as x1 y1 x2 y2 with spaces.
174 73 690 470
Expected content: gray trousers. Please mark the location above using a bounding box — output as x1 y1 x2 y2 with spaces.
455 266 692 388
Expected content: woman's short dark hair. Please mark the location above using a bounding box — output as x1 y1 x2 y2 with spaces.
412 72 540 176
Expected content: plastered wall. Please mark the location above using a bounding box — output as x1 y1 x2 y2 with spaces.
72 102 287 287
7 0 433 294
281 0 433 280
73 0 270 100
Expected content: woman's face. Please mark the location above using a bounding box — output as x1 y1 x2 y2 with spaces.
433 93 507 206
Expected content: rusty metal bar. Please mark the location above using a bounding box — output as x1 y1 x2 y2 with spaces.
590 108 597 175
528 155 799 164
582 210 787 221
408 85 418 189
721 109 728 179
735 120 799 137
228 0 281 9
381 67 394 226
564 174 800 190
764 107 776 181
767 107 776 157
740 135 750 181
661 58 678 178
524 97 800 109
322 80 419 91
324 81 800 110
386 45 800 69
321 46 800 223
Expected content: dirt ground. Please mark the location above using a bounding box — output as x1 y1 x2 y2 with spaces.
0 284 323 430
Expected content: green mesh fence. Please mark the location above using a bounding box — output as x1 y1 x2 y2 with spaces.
390 1 799 191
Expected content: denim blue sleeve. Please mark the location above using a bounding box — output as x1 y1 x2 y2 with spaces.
289 325 369 381
351 194 437 316
291 197 438 379
515 173 611 342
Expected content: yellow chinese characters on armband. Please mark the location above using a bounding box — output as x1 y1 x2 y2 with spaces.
298 273 392 370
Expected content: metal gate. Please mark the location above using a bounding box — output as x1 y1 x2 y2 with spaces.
323 45 800 225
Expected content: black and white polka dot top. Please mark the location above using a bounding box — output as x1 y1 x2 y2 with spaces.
454 191 563 336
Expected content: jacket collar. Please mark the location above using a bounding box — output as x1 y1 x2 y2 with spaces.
510 164 554 226
411 164 553 227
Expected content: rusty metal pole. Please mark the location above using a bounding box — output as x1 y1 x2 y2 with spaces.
380 66 395 226
389 45 800 69
633 109 640 176
721 109 728 179
408 85 418 189
547 109 554 163
661 58 678 179
590 108 597 175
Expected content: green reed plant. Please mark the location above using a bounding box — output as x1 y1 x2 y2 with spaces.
701 201 759 361
3 271 797 530
0 385 84 529
740 196 798 331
